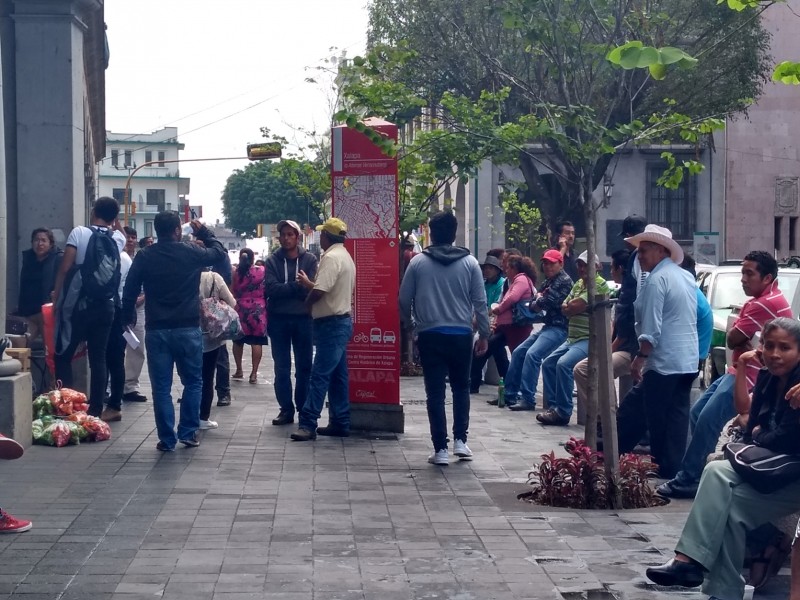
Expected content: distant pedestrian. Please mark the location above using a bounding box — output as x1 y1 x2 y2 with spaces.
16 227 62 341
553 221 578 282
265 219 318 426
123 227 148 404
122 214 226 451
481 251 506 307
231 248 268 384
290 218 355 441
616 224 698 479
399 210 489 466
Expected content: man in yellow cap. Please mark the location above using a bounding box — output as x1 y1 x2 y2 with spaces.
291 217 356 441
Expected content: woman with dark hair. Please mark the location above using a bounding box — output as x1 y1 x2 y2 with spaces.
470 254 537 394
17 227 63 339
231 248 268 383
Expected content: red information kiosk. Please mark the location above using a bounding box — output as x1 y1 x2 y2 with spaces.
331 118 404 432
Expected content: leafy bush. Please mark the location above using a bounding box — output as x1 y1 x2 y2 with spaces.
521 437 662 509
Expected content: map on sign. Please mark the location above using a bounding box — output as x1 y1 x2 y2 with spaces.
333 175 397 239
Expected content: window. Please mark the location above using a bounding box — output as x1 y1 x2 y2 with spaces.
791 217 798 252
158 151 165 167
146 189 165 212
124 150 132 167
111 150 119 167
112 188 126 204
145 151 152 163
775 217 783 252
145 221 153 237
646 162 696 240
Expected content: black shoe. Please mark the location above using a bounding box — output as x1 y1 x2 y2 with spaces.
123 391 148 403
290 428 316 441
156 441 175 452
509 401 536 412
271 411 294 426
645 558 704 588
486 398 499 406
317 425 349 437
656 480 699 499
179 435 200 448
536 408 570 425
217 395 231 407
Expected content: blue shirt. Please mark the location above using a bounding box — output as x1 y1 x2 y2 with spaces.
634 257 698 375
696 287 713 361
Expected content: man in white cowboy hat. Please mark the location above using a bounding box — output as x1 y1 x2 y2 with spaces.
616 224 698 479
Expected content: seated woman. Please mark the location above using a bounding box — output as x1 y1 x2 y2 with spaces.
17 228 62 340
646 317 800 600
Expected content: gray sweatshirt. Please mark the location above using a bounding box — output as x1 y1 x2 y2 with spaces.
399 244 490 338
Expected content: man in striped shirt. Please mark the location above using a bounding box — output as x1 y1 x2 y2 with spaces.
657 251 792 498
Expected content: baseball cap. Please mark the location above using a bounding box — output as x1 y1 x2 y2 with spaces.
316 217 348 236
277 219 301 236
620 214 647 237
577 250 601 267
541 249 564 263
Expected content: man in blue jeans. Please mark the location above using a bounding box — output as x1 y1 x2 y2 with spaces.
291 218 355 441
122 212 226 451
399 210 489 466
536 252 610 425
504 249 573 411
265 219 318 426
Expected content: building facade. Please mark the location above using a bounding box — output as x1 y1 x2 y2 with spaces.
97 127 191 238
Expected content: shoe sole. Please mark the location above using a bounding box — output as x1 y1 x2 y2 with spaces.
645 568 703 588
199 424 218 430
156 444 175 452
0 438 25 460
428 459 449 465
290 436 316 441
0 522 32 533
179 440 200 448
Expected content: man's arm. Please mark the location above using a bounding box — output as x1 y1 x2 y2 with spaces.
561 297 588 318
264 256 301 300
191 223 226 266
726 326 751 351
52 245 77 306
470 262 490 339
121 253 144 327
398 262 416 326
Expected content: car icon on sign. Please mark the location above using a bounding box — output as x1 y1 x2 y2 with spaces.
382 331 396 344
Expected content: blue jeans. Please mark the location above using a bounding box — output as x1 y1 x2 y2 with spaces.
145 327 203 449
541 339 589 418
417 331 473 451
298 316 353 432
268 314 313 415
504 326 567 404
674 373 736 485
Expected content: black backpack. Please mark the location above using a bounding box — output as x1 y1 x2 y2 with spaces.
81 226 121 302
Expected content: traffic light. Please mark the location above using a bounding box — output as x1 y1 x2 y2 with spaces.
247 142 282 161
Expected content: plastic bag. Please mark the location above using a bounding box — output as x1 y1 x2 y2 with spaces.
60 388 87 405
65 421 87 444
33 395 53 419
79 415 111 442
41 421 71 447
48 390 73 416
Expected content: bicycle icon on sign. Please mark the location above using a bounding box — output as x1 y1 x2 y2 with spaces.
353 332 369 343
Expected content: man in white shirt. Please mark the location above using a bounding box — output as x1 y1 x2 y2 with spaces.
53 197 124 418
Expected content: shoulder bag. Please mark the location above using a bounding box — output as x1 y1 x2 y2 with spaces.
724 442 800 494
511 277 543 326
200 279 241 345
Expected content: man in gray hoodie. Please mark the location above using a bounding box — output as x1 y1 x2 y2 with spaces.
399 210 489 466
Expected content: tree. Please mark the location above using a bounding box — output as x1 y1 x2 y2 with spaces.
221 158 328 235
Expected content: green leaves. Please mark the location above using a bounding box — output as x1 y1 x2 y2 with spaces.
717 0 766 11
607 42 698 79
773 61 800 85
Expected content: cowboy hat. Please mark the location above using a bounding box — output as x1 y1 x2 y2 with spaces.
624 224 684 264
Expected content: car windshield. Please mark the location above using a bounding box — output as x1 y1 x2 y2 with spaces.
710 273 747 310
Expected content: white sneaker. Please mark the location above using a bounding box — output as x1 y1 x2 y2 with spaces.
453 439 473 460
199 420 218 430
427 449 449 466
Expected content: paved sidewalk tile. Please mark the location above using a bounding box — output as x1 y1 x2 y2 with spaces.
0 347 790 599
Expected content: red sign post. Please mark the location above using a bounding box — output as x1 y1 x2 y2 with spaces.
331 118 400 406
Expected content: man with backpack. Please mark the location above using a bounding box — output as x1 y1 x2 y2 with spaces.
52 196 124 418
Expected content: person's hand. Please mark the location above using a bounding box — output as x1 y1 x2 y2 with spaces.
113 218 123 232
738 348 761 368
135 293 145 308
474 338 488 356
193 239 205 248
786 382 800 409
752 425 762 438
630 355 645 384
558 236 568 251
734 413 749 429
297 269 314 290
189 219 205 234
491 306 501 316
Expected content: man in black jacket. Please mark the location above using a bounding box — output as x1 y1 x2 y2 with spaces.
122 212 226 451
265 219 318 426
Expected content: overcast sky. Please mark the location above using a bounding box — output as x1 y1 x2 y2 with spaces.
104 0 369 223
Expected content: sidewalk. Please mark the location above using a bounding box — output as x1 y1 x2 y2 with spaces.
0 352 790 600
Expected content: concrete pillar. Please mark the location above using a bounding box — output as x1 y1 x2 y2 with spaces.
10 0 91 307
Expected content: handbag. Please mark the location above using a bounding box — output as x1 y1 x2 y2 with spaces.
200 279 241 344
511 277 542 326
724 442 800 494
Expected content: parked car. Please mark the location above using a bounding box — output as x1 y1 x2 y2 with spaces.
698 264 800 388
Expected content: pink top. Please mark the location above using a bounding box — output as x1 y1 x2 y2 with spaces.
232 266 267 337
495 273 536 326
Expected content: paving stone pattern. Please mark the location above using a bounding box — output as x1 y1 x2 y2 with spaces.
0 349 790 599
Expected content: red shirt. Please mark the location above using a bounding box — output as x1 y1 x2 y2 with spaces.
726 279 792 389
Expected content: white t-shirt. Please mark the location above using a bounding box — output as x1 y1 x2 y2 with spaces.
66 225 126 265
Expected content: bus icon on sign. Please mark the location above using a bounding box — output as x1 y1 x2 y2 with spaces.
370 328 382 343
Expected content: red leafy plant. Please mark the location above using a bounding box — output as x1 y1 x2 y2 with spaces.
521 437 663 509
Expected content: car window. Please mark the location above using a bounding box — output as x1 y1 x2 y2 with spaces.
709 273 748 310
777 273 800 304
697 272 709 295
